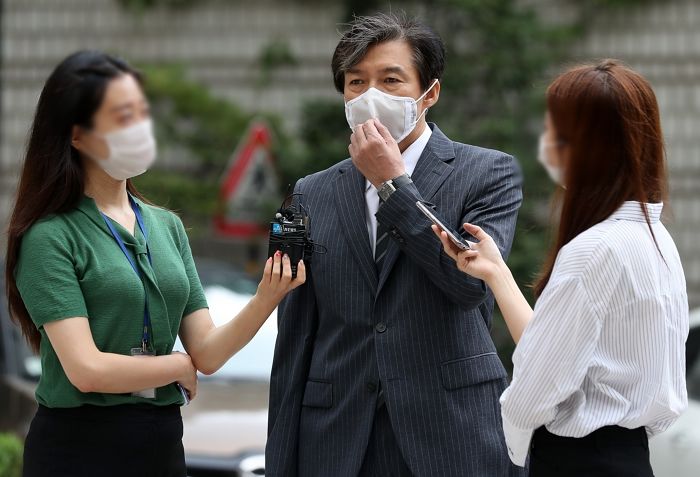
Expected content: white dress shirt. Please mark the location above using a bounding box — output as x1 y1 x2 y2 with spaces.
365 125 432 255
501 201 689 467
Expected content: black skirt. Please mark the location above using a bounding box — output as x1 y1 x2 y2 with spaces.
23 403 186 477
529 425 655 477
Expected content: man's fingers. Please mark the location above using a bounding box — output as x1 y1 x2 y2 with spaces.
362 120 382 142
349 137 360 158
354 122 368 143
373 118 394 143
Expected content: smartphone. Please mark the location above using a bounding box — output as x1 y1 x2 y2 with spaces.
416 201 471 251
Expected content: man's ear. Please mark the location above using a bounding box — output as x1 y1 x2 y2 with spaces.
422 79 440 109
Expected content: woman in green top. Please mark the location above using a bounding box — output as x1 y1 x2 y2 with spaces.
4 51 305 477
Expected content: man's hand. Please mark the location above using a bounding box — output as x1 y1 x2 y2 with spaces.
349 118 405 188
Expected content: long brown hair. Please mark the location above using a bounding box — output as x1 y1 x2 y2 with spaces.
5 51 147 352
534 59 668 297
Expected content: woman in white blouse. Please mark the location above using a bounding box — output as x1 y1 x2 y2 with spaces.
434 59 688 476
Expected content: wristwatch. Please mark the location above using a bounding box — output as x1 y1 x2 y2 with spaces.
378 173 413 202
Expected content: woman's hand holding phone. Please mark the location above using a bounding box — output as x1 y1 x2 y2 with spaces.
432 223 505 283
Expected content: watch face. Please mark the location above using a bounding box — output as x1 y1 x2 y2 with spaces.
379 182 396 201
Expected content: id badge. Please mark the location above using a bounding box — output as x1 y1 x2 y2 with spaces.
130 347 157 399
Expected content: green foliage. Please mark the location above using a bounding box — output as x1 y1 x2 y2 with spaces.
133 65 286 234
275 98 348 185
257 39 300 87
142 64 252 178
0 433 22 477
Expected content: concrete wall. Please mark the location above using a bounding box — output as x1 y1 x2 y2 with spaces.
568 0 700 308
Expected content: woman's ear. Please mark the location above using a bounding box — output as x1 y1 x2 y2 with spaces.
71 125 83 151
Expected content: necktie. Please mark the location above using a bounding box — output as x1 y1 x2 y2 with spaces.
374 203 389 407
375 220 390 270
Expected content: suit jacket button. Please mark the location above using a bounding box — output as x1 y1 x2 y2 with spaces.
375 322 387 333
367 382 377 392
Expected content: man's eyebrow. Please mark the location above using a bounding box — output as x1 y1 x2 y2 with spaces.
381 66 407 75
346 65 407 75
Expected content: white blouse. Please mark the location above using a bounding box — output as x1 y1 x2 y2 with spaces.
501 201 689 466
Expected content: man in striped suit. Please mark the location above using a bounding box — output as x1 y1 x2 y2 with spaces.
266 12 525 477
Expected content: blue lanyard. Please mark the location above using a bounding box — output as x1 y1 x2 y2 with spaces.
100 196 153 351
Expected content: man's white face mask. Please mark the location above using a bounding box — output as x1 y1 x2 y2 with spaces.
538 133 565 187
93 119 157 181
345 79 438 143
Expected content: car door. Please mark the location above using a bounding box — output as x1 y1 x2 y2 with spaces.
650 310 700 477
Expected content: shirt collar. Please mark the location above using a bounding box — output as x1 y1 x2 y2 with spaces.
366 125 433 191
609 201 663 223
76 192 147 243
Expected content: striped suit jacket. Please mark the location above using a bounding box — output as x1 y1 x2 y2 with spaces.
266 124 526 477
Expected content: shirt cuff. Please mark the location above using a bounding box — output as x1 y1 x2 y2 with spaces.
375 182 422 230
501 411 534 467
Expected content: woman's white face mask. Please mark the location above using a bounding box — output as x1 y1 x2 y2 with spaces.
92 119 157 181
538 133 565 187
345 79 438 143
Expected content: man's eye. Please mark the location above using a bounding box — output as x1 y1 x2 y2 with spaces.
349 79 363 85
385 78 400 83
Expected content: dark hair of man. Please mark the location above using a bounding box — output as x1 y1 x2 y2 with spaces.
331 12 446 93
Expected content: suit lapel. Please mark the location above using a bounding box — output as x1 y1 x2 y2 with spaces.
376 124 456 295
333 163 379 293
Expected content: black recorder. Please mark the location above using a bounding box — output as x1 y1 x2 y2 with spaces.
267 194 317 279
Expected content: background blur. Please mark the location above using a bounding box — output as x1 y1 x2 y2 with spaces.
1 0 699 362
0 1 699 475
3 0 699 358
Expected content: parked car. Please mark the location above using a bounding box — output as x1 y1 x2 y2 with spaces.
0 281 38 436
0 259 274 477
650 307 700 477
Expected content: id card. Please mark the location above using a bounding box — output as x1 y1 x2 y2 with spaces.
130 347 157 399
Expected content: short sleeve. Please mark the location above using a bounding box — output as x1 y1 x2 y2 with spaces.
15 220 88 328
172 214 208 316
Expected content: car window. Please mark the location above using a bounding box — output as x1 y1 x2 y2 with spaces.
687 325 700 400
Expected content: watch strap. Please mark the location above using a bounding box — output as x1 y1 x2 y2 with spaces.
391 173 413 188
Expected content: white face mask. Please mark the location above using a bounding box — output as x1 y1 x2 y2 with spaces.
538 134 565 187
94 119 157 181
345 79 438 143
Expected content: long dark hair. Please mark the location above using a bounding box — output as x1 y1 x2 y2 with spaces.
5 50 147 352
534 59 668 297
